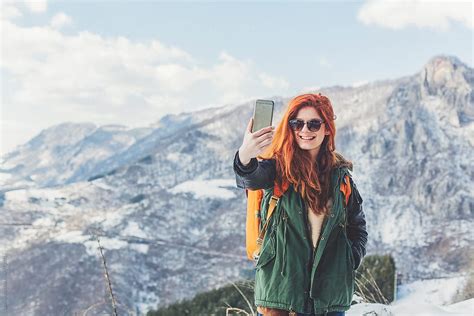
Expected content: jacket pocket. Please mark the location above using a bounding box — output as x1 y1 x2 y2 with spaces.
311 226 355 307
255 232 276 269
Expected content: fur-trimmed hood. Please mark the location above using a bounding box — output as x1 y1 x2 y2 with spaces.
333 151 353 171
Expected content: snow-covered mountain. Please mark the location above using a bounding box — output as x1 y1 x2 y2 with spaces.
0 55 472 315
0 123 153 190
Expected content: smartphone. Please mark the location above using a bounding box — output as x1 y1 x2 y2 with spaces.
252 99 274 133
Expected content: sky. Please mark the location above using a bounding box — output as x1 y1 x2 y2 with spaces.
0 0 472 157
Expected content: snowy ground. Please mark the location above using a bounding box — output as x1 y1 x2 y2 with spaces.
347 275 473 316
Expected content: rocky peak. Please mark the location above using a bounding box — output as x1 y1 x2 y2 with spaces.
420 55 470 92
420 55 473 126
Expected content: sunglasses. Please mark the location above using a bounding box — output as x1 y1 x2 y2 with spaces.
288 119 325 132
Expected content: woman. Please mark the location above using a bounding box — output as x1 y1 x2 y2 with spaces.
233 93 368 316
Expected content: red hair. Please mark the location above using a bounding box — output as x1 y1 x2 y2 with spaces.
259 93 341 215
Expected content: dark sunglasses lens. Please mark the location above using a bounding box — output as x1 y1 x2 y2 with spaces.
289 119 304 131
307 120 322 131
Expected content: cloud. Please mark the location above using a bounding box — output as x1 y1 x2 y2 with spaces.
24 0 48 13
1 17 290 155
50 12 72 29
0 3 23 20
357 0 473 31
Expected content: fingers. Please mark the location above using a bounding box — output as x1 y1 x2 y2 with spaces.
255 130 274 150
258 136 273 150
255 129 274 143
253 125 274 137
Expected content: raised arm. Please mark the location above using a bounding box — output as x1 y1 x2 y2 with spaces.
346 177 368 270
233 150 276 190
233 116 275 190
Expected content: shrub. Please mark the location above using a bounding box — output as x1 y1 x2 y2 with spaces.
355 254 396 304
147 280 255 316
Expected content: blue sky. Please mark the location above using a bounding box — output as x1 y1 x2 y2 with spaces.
1 0 472 156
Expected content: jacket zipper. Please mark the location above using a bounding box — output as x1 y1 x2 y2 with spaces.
302 200 314 301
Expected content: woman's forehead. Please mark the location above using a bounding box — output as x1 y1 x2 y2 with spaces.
295 106 321 119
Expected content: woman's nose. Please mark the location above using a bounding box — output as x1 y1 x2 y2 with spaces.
300 123 310 132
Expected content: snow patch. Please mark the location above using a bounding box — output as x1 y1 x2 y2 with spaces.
83 237 128 256
90 179 116 191
166 152 181 163
129 243 149 254
347 303 393 315
32 217 56 227
4 189 29 200
54 230 89 244
168 179 236 199
442 299 474 315
122 221 148 238
396 276 467 306
0 172 12 184
346 276 473 315
100 205 138 230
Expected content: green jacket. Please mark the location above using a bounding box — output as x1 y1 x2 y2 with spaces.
234 151 367 315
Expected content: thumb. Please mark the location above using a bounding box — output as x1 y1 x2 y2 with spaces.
246 117 253 133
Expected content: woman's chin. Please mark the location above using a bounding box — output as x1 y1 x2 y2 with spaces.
297 143 318 151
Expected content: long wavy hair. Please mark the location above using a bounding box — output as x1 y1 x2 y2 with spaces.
259 93 341 216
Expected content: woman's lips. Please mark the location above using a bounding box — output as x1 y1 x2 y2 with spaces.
299 135 315 140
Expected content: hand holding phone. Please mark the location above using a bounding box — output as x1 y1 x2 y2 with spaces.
238 100 275 165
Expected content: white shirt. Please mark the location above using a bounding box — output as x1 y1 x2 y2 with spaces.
307 197 332 249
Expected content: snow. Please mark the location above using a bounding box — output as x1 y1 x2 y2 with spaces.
129 243 149 254
0 172 12 183
32 217 56 227
442 299 474 315
396 276 468 306
462 124 474 146
6 186 66 201
349 299 474 316
352 80 369 87
168 178 236 199
37 150 54 167
390 301 471 315
347 302 394 315
54 230 89 244
89 178 116 191
347 276 473 316
100 204 139 230
83 237 128 256
122 221 148 238
379 202 427 247
166 152 181 163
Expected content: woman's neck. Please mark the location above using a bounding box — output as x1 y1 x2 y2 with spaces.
309 148 319 161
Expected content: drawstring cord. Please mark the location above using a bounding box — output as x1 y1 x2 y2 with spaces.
281 209 288 277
